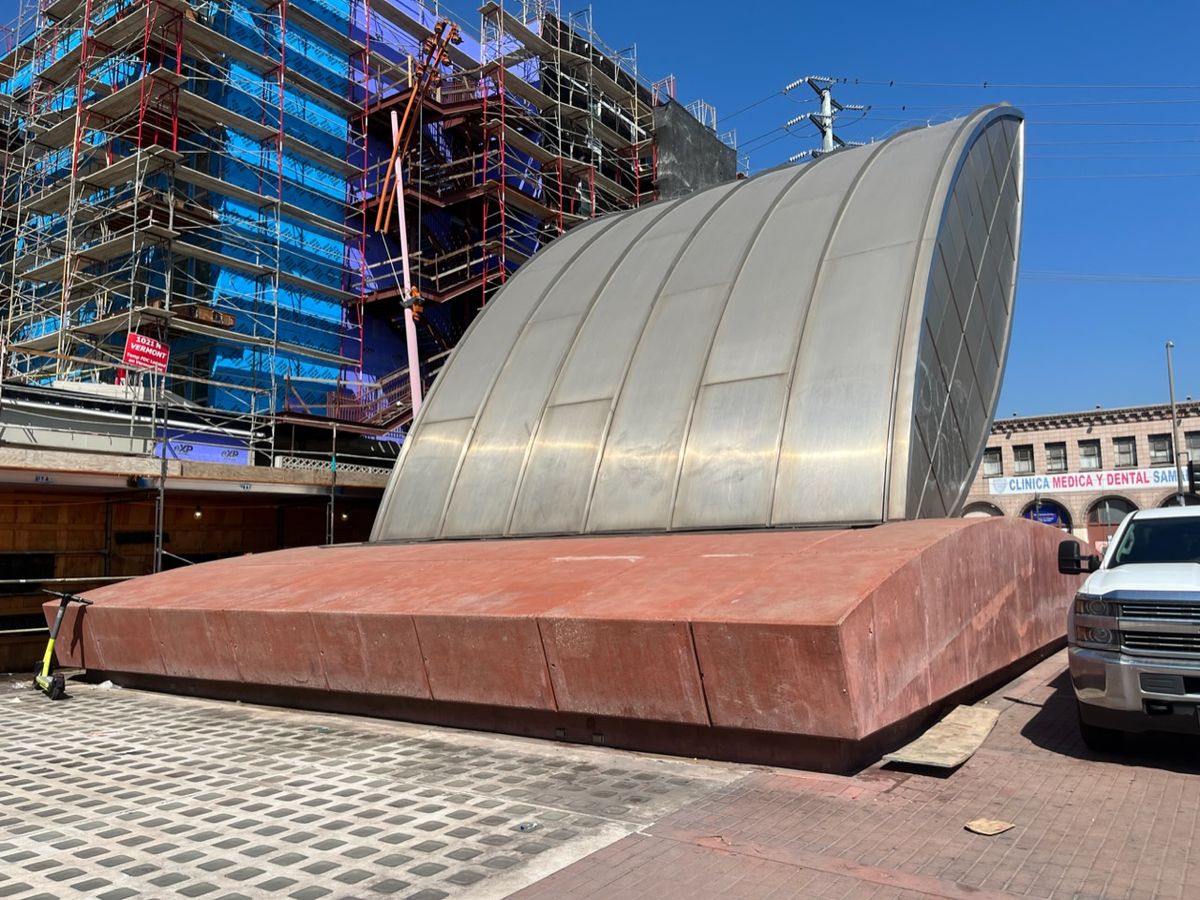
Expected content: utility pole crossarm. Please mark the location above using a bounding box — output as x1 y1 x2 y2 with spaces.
781 75 869 159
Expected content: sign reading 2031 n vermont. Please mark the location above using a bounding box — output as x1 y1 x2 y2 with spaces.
989 466 1183 496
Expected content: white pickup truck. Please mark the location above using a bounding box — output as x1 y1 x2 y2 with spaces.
1059 505 1200 750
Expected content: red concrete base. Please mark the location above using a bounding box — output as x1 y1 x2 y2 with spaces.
48 518 1083 769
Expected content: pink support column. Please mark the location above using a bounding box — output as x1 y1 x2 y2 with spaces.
390 111 422 415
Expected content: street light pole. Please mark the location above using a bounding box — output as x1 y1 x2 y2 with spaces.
1167 340 1185 503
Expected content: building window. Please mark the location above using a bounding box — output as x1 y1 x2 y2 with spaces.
1114 436 1137 468
1022 499 1072 531
1045 442 1067 474
1149 433 1173 466
1013 445 1034 474
1079 439 1101 471
1186 430 1200 462
982 447 1002 477
1087 496 1138 547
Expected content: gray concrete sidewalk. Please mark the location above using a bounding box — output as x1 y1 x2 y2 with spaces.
4 650 1199 899
0 674 745 899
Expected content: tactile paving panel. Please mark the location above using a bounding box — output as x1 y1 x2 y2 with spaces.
0 677 745 899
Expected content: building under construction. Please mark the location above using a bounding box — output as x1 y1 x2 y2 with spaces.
0 0 735 439
0 0 734 663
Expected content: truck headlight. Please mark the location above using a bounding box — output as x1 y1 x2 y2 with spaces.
1075 625 1117 648
1072 594 1118 649
1075 595 1114 617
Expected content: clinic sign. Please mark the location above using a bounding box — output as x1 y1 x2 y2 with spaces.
989 466 1183 496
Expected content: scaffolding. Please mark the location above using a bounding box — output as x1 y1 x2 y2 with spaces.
345 0 661 428
0 0 675 437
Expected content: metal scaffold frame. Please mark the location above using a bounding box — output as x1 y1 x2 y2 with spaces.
0 0 377 439
0 0 673 436
337 0 660 431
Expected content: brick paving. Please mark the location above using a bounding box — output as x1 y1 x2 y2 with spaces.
516 650 1200 899
0 677 743 899
5 649 1200 899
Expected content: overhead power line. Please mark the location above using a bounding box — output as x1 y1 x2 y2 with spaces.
1037 137 1200 145
1022 271 1200 284
847 79 1200 90
871 99 1200 110
1030 172 1200 180
1030 153 1200 159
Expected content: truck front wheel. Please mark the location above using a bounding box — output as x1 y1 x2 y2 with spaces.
1077 702 1123 753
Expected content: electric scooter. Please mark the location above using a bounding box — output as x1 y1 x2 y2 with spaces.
34 590 93 700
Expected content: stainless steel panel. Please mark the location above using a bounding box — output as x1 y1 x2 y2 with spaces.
703 151 867 386
586 169 813 532
372 418 473 541
774 240 915 525
509 399 610 535
588 283 737 532
442 314 584 537
527 200 681 325
441 202 684 538
569 176 759 533
550 184 740 408
421 222 611 425
372 107 1025 541
829 127 948 258
674 375 788 528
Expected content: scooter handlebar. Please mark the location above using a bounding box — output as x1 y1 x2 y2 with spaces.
40 589 94 605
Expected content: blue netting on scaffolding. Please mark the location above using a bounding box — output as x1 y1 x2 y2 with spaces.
183 0 356 412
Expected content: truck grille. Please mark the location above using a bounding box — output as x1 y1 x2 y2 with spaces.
1120 601 1200 622
1122 631 1200 656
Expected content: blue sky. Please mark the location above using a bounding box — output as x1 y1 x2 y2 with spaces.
6 0 1198 417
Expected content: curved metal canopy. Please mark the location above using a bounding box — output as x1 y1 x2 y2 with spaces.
373 105 1024 540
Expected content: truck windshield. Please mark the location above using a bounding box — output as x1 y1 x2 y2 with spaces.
1110 516 1200 567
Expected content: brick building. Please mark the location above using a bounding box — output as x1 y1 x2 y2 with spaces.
963 402 1200 549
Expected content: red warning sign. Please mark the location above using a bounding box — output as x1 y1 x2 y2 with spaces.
122 332 170 372
118 332 170 383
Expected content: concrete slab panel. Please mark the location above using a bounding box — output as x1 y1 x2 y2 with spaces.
415 615 556 710
541 618 709 724
222 609 327 689
48 518 1084 766
310 611 432 699
146 607 240 683
692 621 856 737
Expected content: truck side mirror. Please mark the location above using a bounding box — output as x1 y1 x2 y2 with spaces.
1058 539 1100 575
1058 540 1081 574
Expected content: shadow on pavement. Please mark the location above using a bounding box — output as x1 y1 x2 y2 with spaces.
1021 669 1200 775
